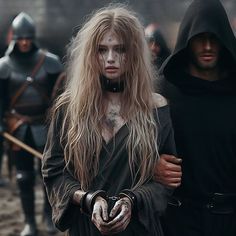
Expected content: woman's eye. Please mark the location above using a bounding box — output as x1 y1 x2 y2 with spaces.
98 47 107 53
115 46 126 53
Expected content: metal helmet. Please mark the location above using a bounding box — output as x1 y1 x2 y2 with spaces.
11 12 36 40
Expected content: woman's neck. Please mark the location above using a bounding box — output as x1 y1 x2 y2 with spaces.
105 91 122 105
100 75 125 92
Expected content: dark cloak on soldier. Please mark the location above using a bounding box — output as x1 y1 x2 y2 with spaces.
157 0 236 235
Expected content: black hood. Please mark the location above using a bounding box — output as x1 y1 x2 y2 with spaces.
162 0 236 85
150 29 171 68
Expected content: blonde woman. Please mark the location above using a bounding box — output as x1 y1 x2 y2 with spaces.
42 5 176 236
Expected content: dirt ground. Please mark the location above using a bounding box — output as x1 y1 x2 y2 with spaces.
0 155 65 236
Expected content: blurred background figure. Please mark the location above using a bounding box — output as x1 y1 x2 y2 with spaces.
145 23 171 70
0 12 63 236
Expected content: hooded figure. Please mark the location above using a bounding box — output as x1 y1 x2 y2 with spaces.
156 0 236 235
145 26 171 70
0 12 63 236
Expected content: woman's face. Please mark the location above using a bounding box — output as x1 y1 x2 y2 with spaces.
98 30 126 81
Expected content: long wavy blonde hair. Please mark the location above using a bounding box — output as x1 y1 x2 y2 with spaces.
52 5 159 190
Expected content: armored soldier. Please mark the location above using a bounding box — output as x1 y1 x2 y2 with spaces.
0 12 63 236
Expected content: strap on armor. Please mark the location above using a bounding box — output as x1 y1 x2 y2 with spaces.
10 51 46 109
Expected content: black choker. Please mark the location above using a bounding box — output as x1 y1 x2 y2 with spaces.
100 76 124 93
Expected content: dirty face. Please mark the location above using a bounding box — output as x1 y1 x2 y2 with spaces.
98 30 126 81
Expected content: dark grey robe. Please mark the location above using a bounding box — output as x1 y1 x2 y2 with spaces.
42 105 176 236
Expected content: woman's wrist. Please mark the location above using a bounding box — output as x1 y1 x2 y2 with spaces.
118 189 137 210
80 190 107 215
72 190 86 205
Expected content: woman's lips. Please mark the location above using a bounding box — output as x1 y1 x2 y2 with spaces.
105 67 119 73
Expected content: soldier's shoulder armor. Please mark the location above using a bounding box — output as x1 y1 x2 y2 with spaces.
0 56 11 79
43 51 63 74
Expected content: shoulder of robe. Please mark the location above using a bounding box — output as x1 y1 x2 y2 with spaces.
152 92 168 108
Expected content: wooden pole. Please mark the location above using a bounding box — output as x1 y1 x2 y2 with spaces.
2 132 43 159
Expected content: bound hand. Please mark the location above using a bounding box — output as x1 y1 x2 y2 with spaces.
104 197 132 235
91 196 110 234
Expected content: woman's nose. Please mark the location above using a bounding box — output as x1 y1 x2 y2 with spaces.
107 50 115 63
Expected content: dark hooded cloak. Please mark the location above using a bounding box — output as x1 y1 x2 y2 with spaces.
158 0 236 198
148 28 171 69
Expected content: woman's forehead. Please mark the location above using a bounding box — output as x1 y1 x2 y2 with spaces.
100 30 123 45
